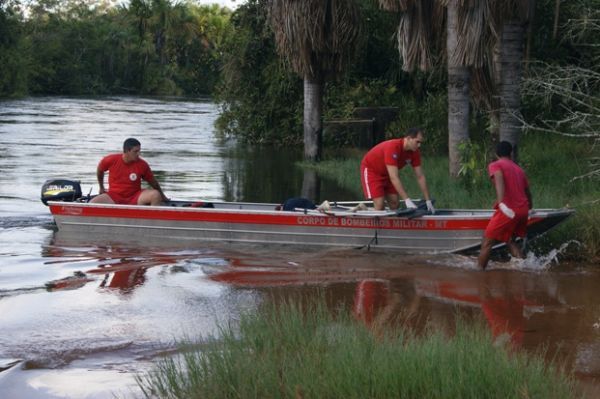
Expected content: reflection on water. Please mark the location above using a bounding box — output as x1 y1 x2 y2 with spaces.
2 223 600 398
1 97 599 398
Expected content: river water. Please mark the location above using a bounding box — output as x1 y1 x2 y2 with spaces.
0 97 599 398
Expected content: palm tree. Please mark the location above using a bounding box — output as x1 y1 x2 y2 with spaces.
446 0 471 177
270 0 361 161
495 0 534 161
380 0 491 176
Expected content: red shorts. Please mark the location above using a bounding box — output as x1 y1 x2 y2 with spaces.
484 208 528 242
107 190 143 205
360 165 397 199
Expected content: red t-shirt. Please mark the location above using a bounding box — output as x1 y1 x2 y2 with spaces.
361 138 421 176
488 158 529 210
98 154 154 198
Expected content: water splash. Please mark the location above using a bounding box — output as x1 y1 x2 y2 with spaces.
425 254 479 270
425 240 583 272
500 240 582 272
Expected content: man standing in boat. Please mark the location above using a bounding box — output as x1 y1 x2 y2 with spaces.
478 141 532 270
360 127 435 212
90 138 169 206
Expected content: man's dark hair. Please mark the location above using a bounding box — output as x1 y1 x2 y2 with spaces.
496 141 513 158
123 138 141 152
405 127 423 138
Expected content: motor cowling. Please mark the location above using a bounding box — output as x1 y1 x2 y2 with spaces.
41 179 82 205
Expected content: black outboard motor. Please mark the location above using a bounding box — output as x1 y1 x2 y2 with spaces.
41 179 82 205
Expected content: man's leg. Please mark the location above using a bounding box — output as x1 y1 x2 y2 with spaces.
385 193 400 210
90 193 115 204
372 197 386 210
507 238 525 259
137 189 163 206
478 237 496 270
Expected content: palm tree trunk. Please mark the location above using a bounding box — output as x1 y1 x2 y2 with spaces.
303 77 323 162
499 22 525 161
447 1 470 177
301 169 320 201
489 38 502 147
524 0 536 72
553 0 560 40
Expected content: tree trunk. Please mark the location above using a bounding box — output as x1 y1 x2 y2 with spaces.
524 0 536 72
499 22 525 161
553 0 560 40
489 38 502 147
303 77 323 162
301 169 320 202
447 1 470 177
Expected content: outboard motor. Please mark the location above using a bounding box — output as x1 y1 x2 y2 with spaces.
41 179 82 205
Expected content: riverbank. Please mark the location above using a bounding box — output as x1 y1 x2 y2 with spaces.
308 134 600 262
137 295 578 398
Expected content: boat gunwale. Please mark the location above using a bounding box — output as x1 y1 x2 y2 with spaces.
47 201 574 221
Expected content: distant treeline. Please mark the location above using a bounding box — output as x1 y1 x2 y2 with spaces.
0 0 231 96
1 0 598 150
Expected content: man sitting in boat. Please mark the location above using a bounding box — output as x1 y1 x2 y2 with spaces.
89 138 169 206
478 141 533 270
360 127 435 212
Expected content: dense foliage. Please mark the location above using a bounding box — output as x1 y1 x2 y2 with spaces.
213 0 303 145
1 0 598 153
0 0 231 96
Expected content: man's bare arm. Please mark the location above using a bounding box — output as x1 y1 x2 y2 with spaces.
413 166 431 201
386 164 408 200
96 168 106 194
493 170 505 203
147 176 169 201
525 186 533 209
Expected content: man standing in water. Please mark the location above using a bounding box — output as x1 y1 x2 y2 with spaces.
478 141 532 270
360 127 435 212
90 138 168 206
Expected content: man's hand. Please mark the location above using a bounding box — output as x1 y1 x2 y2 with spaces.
498 202 515 219
405 198 417 209
426 200 435 214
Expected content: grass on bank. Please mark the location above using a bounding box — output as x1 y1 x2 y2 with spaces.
309 134 600 261
137 296 577 399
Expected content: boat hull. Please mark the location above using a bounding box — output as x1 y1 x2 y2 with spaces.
47 202 574 253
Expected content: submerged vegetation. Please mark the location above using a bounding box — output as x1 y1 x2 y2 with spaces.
137 296 577 398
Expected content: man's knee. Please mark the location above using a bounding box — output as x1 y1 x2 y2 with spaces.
90 193 114 204
372 197 385 210
386 195 399 210
138 189 162 205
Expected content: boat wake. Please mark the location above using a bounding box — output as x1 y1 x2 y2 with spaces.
0 215 54 229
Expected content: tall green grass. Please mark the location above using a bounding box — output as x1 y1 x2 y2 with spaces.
137 296 577 398
308 134 600 260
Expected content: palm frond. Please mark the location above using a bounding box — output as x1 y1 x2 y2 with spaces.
493 0 533 23
270 0 361 80
396 0 436 72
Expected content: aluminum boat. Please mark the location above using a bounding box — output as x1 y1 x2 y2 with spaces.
46 199 574 253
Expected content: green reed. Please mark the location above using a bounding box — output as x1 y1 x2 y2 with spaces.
136 296 577 399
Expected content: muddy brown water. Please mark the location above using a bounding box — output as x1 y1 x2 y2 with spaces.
1 97 598 398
